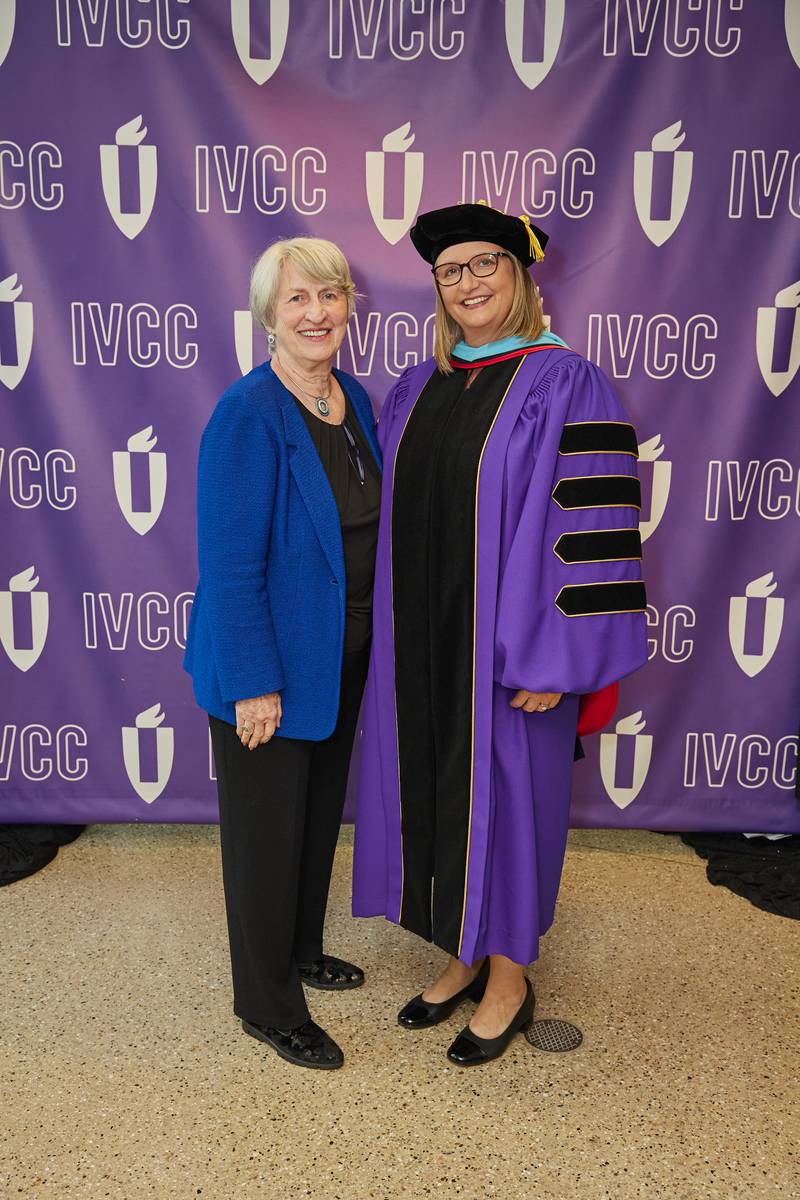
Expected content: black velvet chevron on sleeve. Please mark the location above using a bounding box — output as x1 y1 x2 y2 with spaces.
552 475 642 510
555 580 647 617
553 528 642 564
558 421 639 457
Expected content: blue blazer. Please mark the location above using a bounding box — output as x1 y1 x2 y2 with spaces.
183 361 381 737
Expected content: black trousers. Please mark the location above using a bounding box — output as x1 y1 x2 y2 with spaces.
209 646 369 1030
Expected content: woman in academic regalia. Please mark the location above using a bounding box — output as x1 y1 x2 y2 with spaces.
353 204 648 1066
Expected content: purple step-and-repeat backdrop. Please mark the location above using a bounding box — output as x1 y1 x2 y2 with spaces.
1 2 798 829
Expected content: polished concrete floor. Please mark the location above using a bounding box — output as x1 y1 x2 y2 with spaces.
1 823 797 1200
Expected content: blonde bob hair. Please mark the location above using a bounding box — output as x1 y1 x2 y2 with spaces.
249 236 358 332
432 252 544 374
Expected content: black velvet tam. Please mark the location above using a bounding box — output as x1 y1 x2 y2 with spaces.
409 203 548 267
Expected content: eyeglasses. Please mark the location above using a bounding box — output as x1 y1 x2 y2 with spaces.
432 251 511 287
341 419 365 486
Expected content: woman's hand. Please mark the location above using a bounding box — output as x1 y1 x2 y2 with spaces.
510 690 562 714
235 693 282 750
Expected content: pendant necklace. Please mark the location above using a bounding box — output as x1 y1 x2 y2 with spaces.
276 356 333 416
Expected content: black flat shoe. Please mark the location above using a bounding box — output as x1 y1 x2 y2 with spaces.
298 954 364 991
397 959 489 1030
242 1017 344 1070
446 978 535 1066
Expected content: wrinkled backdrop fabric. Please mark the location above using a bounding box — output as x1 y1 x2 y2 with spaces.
1 3 798 830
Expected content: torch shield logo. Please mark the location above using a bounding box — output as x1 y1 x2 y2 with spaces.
0 0 15 69
756 280 800 397
234 310 255 376
600 711 653 810
366 123 424 245
0 274 33 391
100 116 158 240
122 703 174 805
504 0 564 90
112 426 167 535
728 572 784 677
0 566 49 672
230 0 290 85
633 121 693 246
638 434 671 543
786 0 800 68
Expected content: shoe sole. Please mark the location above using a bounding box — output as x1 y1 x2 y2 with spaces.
242 1020 344 1070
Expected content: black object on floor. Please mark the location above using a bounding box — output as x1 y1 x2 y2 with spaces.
241 1017 344 1070
0 824 85 886
298 953 365 990
525 1019 583 1052
680 832 800 920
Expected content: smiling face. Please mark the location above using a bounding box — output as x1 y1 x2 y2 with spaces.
270 261 350 370
434 241 517 346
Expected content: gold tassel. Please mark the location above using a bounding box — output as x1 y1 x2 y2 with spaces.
519 214 545 262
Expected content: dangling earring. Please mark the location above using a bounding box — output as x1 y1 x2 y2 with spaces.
267 331 276 352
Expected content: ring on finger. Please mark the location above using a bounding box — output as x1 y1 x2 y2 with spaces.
538 703 549 711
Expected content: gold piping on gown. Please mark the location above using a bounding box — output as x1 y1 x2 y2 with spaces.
456 358 525 959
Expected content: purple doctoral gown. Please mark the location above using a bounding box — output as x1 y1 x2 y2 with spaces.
352 346 648 965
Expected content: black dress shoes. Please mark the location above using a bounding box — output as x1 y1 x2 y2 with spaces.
397 959 489 1029
446 978 535 1066
242 1017 344 1070
298 954 365 991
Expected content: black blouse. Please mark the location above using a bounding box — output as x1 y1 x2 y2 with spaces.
294 392 381 654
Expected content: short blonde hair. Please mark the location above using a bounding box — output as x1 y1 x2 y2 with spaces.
249 236 358 331
432 253 544 374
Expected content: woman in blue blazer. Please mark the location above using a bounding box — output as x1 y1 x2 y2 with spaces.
184 237 381 1070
